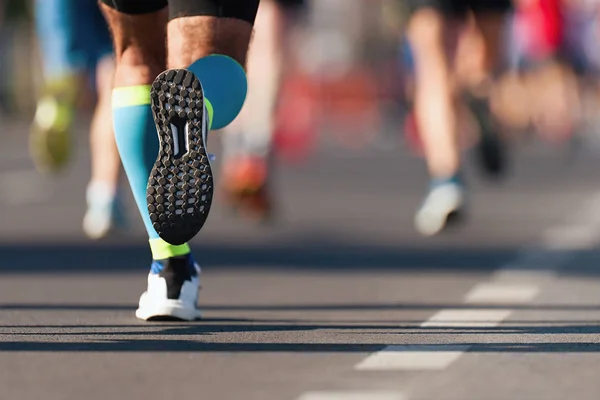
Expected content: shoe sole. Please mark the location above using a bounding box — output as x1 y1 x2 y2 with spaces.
148 69 213 245
415 209 465 237
136 301 201 322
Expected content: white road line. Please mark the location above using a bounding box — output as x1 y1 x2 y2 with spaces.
354 345 471 371
541 225 600 250
464 283 539 304
343 190 600 387
420 309 512 328
297 392 406 400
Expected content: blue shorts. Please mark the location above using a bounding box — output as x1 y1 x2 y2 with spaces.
35 0 113 80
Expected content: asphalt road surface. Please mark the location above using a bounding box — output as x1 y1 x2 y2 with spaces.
1 119 600 400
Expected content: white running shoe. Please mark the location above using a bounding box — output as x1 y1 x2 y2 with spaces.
83 182 126 240
415 181 466 237
135 256 201 321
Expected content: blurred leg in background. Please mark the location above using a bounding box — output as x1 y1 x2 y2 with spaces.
508 0 571 144
458 10 509 176
31 0 125 239
220 0 306 223
405 0 511 237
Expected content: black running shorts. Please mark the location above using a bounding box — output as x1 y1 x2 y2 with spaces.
405 0 512 15
100 0 261 24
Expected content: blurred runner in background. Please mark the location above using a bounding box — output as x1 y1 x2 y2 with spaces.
403 0 511 236
30 0 126 239
220 0 306 223
495 0 600 146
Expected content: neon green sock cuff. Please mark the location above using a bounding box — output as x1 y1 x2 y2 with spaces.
112 85 152 108
149 238 191 260
205 97 214 130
